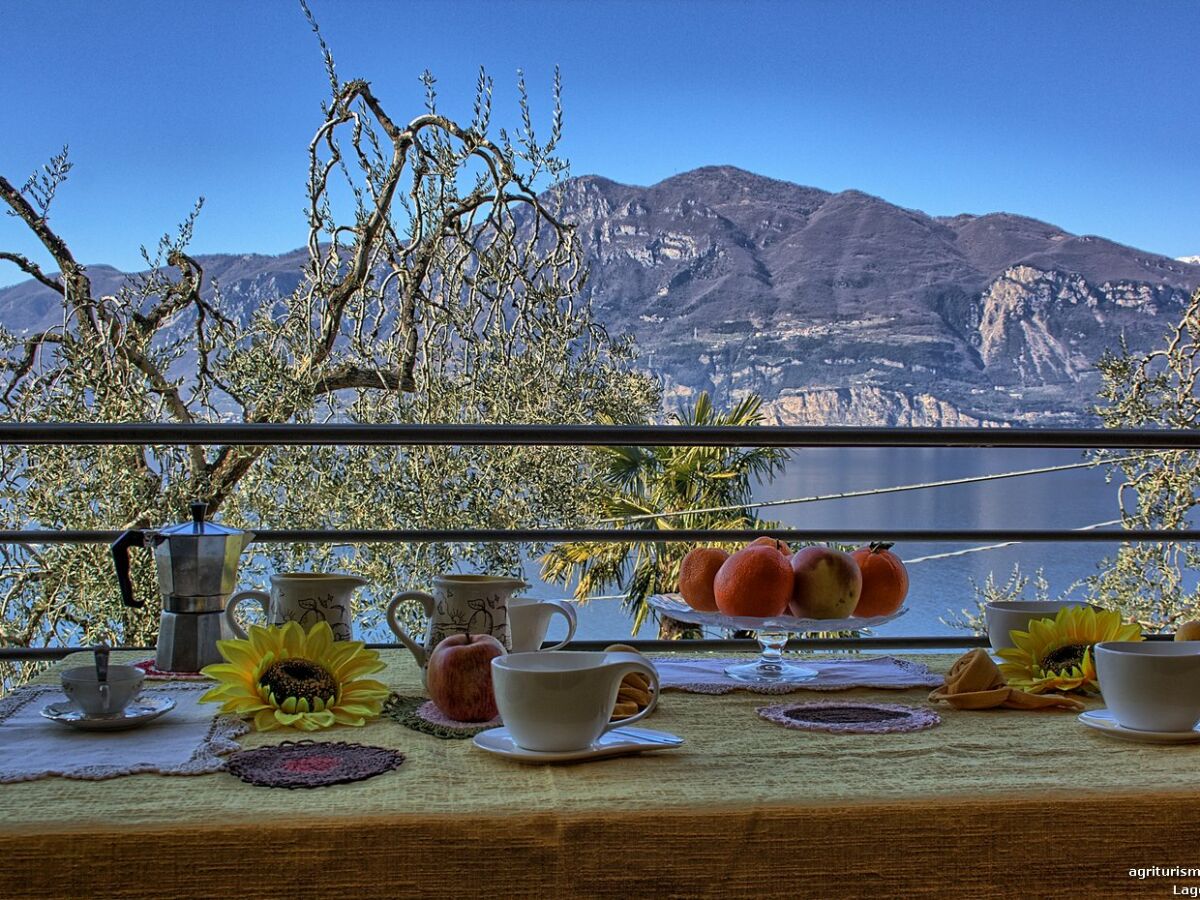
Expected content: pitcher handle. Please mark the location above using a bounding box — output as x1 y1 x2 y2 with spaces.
541 600 578 651
598 653 660 735
224 590 270 640
387 591 436 668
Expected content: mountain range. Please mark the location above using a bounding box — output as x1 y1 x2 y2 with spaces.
1 165 1197 426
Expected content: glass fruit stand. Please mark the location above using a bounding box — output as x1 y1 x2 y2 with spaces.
647 594 908 684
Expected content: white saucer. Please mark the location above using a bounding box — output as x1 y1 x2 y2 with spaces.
1078 708 1200 744
473 725 684 763
41 695 177 731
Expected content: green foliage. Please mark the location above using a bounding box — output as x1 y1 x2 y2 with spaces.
540 392 787 637
944 564 1055 633
1085 287 1200 631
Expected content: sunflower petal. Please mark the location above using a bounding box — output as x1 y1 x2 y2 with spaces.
254 708 280 731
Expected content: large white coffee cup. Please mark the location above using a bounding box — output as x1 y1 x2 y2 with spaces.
491 651 659 752
61 664 145 717
507 598 578 653
1094 641 1200 732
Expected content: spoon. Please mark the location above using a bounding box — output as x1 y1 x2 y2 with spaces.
94 644 110 714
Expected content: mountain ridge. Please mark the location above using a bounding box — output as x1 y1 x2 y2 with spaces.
556 166 1197 425
1 165 1196 426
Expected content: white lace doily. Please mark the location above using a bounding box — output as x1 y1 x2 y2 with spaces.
0 682 247 783
651 655 943 694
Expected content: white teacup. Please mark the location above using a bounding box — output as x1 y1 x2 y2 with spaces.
61 664 145 717
507 598 578 653
1095 641 1200 732
491 651 660 752
984 601 1091 651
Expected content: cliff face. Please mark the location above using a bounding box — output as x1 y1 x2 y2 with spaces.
759 387 998 428
558 167 1200 425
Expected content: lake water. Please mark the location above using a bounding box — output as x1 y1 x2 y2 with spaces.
519 447 1126 642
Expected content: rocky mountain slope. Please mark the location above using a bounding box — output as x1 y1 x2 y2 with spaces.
1 166 1196 425
559 167 1200 425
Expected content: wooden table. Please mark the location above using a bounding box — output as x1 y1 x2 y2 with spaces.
1 650 1197 899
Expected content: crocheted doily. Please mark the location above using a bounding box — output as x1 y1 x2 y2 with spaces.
226 740 405 788
383 694 500 740
133 659 210 681
756 700 941 734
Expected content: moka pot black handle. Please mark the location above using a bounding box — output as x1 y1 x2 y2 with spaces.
111 530 147 609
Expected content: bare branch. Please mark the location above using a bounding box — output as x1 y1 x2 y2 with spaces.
314 364 403 395
0 172 100 338
0 331 63 402
0 252 63 294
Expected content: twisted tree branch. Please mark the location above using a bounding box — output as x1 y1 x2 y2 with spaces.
0 252 62 295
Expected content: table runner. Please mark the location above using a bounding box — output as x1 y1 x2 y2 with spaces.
3 649 1198 900
653 654 942 693
0 682 245 782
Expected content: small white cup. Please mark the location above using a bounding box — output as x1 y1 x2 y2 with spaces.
1094 641 1200 732
507 598 578 653
61 664 145 717
984 601 1090 651
491 650 659 752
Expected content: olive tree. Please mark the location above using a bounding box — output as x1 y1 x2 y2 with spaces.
0 16 657 682
1085 286 1200 630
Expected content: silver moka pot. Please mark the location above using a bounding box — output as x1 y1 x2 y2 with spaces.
111 502 255 672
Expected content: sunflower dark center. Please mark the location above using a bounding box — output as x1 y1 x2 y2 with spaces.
260 658 337 707
1039 643 1090 672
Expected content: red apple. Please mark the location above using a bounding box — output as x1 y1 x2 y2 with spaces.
788 546 862 619
426 632 505 722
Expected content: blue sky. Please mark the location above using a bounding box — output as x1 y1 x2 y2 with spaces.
1 0 1197 287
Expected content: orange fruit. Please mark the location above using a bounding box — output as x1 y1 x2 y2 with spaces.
678 547 729 612
713 545 793 617
850 542 909 617
748 536 792 556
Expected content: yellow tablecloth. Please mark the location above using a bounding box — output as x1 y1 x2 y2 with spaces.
1 650 1197 899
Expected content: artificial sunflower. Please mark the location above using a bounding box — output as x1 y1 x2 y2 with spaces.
997 606 1142 695
200 620 389 731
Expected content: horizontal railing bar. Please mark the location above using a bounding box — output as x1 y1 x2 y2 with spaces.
0 423 1199 449
0 633 1178 661
0 527 1189 544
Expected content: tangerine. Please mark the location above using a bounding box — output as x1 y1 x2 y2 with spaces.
851 542 909 617
678 547 729 612
714 545 793 617
747 536 792 556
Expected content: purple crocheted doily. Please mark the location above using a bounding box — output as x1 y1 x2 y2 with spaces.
757 700 941 734
134 658 210 681
226 740 405 788
417 700 501 730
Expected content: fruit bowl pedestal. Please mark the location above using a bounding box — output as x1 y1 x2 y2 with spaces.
647 594 908 684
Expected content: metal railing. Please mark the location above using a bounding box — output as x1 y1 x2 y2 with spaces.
1 423 1196 660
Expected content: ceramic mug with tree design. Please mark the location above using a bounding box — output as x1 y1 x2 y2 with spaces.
225 573 368 642
387 574 527 670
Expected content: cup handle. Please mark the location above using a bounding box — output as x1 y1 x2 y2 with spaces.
598 653 660 736
224 590 270 640
387 591 436 668
541 600 578 651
